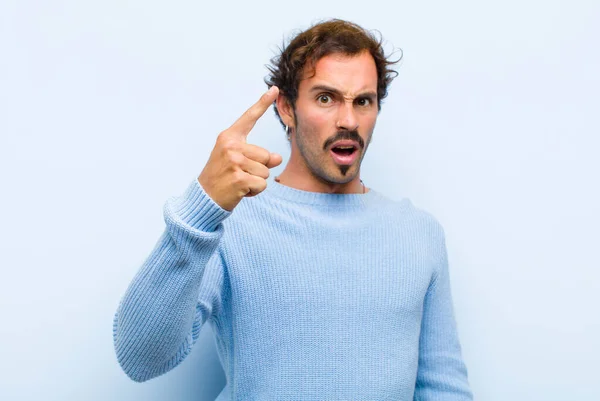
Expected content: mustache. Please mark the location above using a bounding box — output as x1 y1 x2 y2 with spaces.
323 130 364 151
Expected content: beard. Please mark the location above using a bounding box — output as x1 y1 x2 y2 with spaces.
293 119 372 185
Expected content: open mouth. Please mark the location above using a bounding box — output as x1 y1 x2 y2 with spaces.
331 146 356 156
330 145 359 165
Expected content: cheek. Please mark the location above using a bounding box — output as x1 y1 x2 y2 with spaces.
306 105 334 125
298 107 336 136
312 112 334 131
361 113 378 132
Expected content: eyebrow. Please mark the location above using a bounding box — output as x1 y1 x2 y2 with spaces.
309 84 377 99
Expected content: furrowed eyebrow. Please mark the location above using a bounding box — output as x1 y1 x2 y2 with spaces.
309 85 377 100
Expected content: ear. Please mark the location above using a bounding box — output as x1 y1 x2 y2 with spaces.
276 93 296 128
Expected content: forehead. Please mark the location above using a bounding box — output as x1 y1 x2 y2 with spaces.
300 51 378 94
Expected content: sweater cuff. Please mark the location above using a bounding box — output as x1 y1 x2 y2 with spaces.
169 179 231 232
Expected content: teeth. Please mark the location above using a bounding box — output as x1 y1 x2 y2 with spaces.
335 146 354 149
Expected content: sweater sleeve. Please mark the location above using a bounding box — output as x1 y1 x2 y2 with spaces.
414 229 473 401
112 179 231 382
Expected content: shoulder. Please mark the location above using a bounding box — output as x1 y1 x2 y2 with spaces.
373 192 447 243
374 192 443 226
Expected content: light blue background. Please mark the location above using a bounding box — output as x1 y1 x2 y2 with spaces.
1 1 599 400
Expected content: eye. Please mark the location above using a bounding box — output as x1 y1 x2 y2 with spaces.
317 94 333 104
356 97 372 107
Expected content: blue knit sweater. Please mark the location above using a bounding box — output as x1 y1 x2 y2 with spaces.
113 178 473 400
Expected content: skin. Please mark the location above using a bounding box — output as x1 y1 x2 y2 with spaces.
275 50 379 194
197 50 379 211
198 86 283 211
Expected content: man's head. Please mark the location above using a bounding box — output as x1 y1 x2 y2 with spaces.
265 19 400 189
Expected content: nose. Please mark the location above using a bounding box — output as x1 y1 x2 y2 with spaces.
336 102 359 131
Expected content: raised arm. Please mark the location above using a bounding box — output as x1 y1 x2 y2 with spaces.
113 86 282 382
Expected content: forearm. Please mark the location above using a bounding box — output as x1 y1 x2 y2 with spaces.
113 180 230 382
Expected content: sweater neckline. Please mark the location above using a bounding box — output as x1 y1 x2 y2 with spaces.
264 178 380 207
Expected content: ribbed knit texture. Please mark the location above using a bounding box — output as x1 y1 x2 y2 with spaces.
113 178 473 400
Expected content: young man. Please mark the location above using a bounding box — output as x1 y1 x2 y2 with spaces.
113 19 473 400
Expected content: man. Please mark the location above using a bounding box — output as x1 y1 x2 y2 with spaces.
113 19 473 400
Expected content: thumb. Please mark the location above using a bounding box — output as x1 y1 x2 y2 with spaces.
266 153 283 169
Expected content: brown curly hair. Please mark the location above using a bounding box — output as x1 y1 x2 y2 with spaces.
265 19 401 130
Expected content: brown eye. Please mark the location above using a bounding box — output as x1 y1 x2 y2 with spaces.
318 94 332 104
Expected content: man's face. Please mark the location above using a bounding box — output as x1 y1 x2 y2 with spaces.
290 50 379 185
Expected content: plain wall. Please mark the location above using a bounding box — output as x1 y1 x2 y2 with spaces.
1 1 598 400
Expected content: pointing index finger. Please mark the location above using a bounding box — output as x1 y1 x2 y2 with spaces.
230 86 279 139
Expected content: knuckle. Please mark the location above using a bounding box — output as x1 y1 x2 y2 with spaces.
228 151 244 166
216 133 227 145
221 139 240 153
258 149 270 164
259 166 270 179
257 178 268 191
243 108 257 121
232 170 246 185
248 145 270 165
216 131 230 144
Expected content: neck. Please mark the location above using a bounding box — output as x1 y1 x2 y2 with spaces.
274 168 367 195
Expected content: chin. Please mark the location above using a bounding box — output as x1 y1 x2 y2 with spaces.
323 169 359 185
